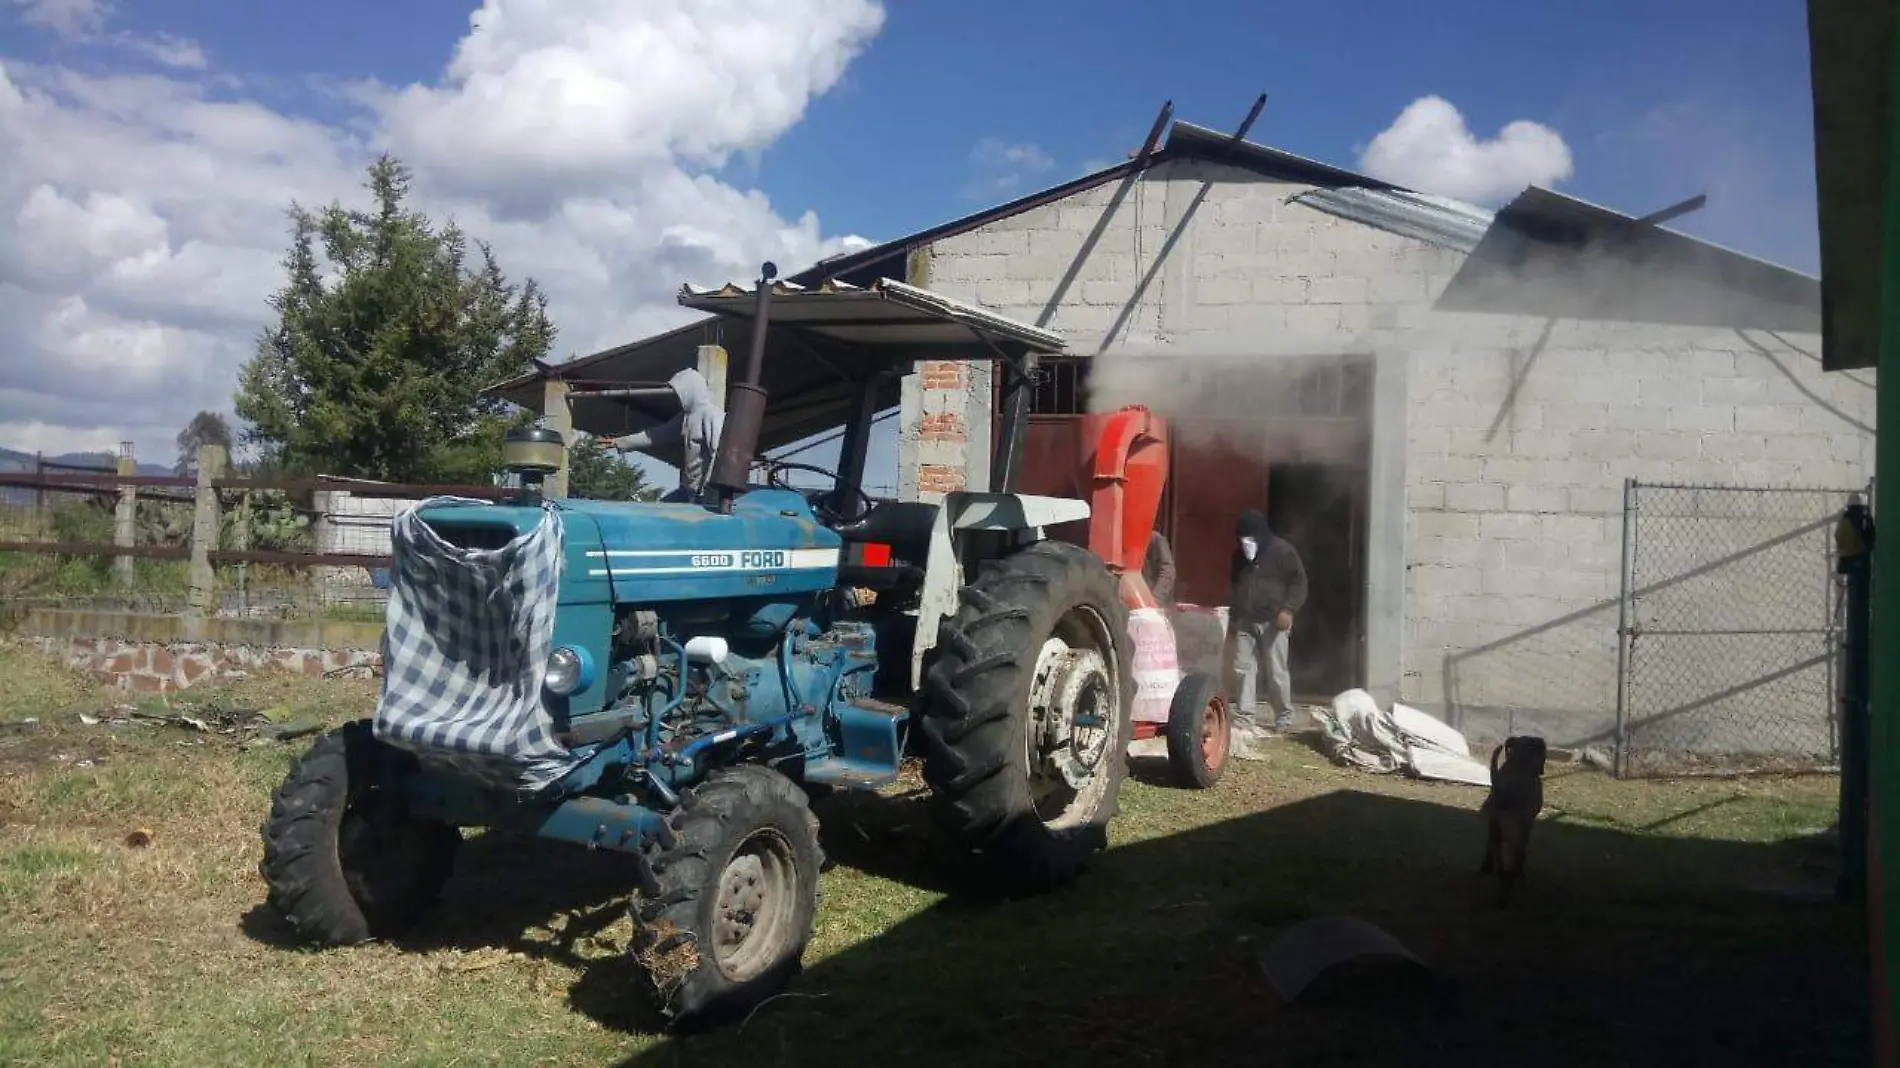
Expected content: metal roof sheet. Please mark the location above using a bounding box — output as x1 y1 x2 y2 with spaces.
1290 187 1495 253
1434 186 1822 331
677 276 1068 353
489 278 1064 448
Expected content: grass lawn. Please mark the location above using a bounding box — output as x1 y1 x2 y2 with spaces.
0 640 1866 1067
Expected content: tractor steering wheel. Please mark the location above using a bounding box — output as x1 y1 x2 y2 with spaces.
761 459 874 525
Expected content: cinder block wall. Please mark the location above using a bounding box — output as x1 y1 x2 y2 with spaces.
908 157 1877 747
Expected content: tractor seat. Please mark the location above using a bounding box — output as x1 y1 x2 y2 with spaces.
832 500 939 552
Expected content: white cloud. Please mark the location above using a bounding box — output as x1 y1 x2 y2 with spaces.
121 32 206 71
8 0 105 37
965 137 1056 199
1358 95 1573 205
0 1 882 457
6 0 209 70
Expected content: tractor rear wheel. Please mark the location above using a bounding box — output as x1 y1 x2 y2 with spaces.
630 764 824 1031
1166 671 1230 789
258 720 460 945
917 540 1135 895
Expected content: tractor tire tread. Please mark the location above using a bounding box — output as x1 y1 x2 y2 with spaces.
257 720 458 947
628 764 824 1032
915 540 1134 896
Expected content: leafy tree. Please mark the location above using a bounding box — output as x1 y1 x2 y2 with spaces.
235 155 554 483
566 433 659 501
175 410 234 475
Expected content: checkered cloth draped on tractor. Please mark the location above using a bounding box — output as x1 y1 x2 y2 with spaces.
371 496 583 793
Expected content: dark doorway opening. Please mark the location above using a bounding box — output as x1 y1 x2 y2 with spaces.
1267 462 1367 699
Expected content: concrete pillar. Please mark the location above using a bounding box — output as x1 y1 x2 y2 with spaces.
540 378 572 498
187 444 226 618
697 344 728 410
112 444 136 586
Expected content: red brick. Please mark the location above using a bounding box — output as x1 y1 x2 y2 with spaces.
918 464 965 494
105 650 137 674
179 656 213 686
918 413 967 442
151 649 175 678
130 674 166 694
919 361 962 391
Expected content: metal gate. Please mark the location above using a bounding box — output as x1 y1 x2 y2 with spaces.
1614 480 1869 777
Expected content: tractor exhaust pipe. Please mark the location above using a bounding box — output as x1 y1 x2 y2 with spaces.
706 261 777 509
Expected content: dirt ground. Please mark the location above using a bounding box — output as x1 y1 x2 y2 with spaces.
0 640 1867 1067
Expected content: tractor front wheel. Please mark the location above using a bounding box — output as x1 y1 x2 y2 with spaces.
917 540 1135 895
1165 671 1230 789
630 764 824 1031
258 720 460 945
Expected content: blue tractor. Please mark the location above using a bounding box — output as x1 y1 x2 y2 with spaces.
258 264 1135 1029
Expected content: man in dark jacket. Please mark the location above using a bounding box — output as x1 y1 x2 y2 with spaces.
1228 508 1307 735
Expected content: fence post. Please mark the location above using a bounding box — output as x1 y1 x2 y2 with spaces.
112 442 137 586
1614 478 1635 778
187 444 227 617
232 487 251 613
32 451 44 535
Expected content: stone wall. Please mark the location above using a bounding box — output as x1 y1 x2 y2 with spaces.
7 607 383 694
31 634 380 693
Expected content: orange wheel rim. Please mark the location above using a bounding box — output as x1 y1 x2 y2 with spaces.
1201 697 1229 772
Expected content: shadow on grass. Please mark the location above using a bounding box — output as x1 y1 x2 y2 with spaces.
235 780 1863 1068
618 788 1863 1068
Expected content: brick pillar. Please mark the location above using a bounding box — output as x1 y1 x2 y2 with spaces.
900 360 972 503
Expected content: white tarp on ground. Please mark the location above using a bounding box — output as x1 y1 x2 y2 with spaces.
1313 689 1492 787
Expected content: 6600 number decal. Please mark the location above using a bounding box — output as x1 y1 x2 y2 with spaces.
689 550 790 569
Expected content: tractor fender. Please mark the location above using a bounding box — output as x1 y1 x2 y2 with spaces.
909 491 1091 692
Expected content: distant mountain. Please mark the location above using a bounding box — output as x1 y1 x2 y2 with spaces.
0 446 173 477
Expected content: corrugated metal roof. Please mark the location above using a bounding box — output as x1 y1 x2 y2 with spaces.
487 278 1063 447
1162 120 1406 191
678 276 1067 353
1289 187 1495 253
1436 186 1821 331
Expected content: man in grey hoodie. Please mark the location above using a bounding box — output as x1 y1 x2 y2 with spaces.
1228 508 1307 737
605 368 724 503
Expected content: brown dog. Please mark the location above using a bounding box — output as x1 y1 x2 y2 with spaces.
1478 735 1547 907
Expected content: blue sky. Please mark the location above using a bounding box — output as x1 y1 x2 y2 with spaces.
34 0 1821 270
0 0 1823 486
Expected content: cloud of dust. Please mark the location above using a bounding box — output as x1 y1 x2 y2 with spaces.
1082 335 1383 468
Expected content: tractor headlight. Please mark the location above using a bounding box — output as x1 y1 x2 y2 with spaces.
543 646 592 696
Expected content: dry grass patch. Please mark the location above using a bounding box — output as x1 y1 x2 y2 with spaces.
0 642 1865 1068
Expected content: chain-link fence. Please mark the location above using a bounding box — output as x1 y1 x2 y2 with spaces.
1615 480 1868 777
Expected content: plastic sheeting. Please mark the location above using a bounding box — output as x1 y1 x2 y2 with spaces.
1313 689 1492 787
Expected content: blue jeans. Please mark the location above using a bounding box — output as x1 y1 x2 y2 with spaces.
1232 621 1293 730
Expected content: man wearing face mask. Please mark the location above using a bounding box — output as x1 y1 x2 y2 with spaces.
1228 508 1307 741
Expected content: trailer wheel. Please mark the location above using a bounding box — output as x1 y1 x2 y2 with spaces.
258 720 460 945
1166 671 1229 789
917 540 1135 895
630 764 824 1031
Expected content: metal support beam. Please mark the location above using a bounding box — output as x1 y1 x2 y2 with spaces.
835 374 881 505
1226 93 1268 151
1134 100 1174 163
991 354 1036 493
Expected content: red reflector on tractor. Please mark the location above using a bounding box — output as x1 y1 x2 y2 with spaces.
855 542 892 568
